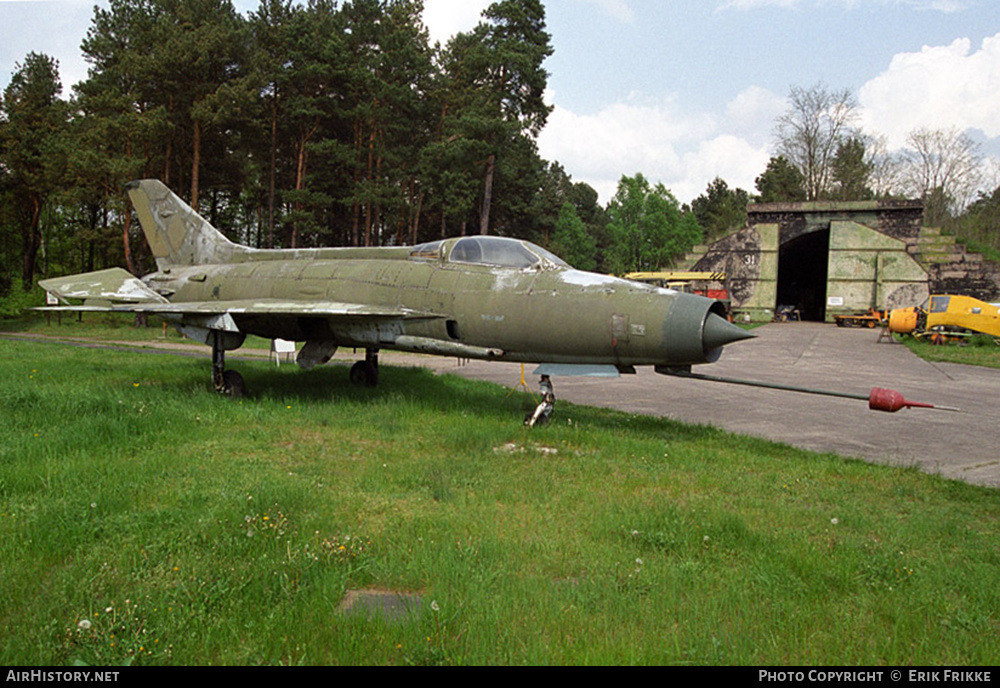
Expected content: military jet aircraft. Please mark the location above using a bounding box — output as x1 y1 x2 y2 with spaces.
38 179 753 401
39 180 950 415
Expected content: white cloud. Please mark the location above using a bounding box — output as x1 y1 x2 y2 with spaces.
422 0 490 46
859 33 1000 149
538 87 778 203
676 135 771 201
723 85 787 147
717 0 799 9
537 94 702 202
905 0 969 11
585 0 635 23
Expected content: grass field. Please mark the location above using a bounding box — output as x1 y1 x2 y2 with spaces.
898 333 1000 369
1 326 999 665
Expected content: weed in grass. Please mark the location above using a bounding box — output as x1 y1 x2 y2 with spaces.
396 598 455 666
242 502 291 544
858 544 916 592
62 597 171 666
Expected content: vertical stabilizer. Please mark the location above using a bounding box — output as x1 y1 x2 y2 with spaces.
126 179 244 269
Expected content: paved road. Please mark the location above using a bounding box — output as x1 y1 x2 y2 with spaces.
392 323 1000 488
7 324 998 487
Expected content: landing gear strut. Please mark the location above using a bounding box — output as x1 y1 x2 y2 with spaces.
212 331 245 397
350 348 379 387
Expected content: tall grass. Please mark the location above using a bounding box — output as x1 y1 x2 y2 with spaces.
1 337 998 665
900 334 1000 368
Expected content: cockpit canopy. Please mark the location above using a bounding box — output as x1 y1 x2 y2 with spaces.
410 236 568 269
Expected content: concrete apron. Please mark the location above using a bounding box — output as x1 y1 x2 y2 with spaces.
396 323 1000 489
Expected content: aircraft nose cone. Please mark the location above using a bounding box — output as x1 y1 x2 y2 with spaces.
703 312 755 357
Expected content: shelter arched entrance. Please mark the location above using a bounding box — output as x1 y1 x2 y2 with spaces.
776 228 829 321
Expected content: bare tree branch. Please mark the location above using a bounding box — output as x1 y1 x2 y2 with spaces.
774 83 858 201
902 127 982 222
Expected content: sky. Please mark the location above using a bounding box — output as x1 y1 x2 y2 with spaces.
2 0 1000 204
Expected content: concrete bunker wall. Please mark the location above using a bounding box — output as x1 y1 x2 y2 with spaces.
690 223 778 321
691 201 934 322
826 221 929 315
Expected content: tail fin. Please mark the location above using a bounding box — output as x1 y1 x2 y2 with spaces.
127 180 245 269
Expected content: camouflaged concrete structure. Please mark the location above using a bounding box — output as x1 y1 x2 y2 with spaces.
686 200 1000 322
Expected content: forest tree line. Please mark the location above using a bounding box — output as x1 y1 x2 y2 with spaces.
2 0 999 301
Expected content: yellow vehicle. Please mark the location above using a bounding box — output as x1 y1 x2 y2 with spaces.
888 295 1000 342
834 308 885 329
622 272 729 302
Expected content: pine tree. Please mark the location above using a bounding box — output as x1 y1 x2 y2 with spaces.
1 53 70 290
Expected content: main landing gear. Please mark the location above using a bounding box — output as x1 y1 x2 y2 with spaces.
349 348 379 387
211 331 245 398
209 339 379 398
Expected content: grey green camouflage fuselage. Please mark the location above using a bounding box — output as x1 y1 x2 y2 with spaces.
40 180 752 381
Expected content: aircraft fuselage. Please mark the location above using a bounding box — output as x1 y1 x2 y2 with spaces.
145 238 734 368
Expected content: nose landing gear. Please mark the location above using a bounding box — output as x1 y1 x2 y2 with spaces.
525 375 555 427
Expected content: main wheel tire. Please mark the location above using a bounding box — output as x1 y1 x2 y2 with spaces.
349 360 378 387
222 369 246 398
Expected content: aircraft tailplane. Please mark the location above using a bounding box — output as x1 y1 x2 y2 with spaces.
126 179 245 269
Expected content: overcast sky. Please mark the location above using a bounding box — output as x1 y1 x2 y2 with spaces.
2 0 999 204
